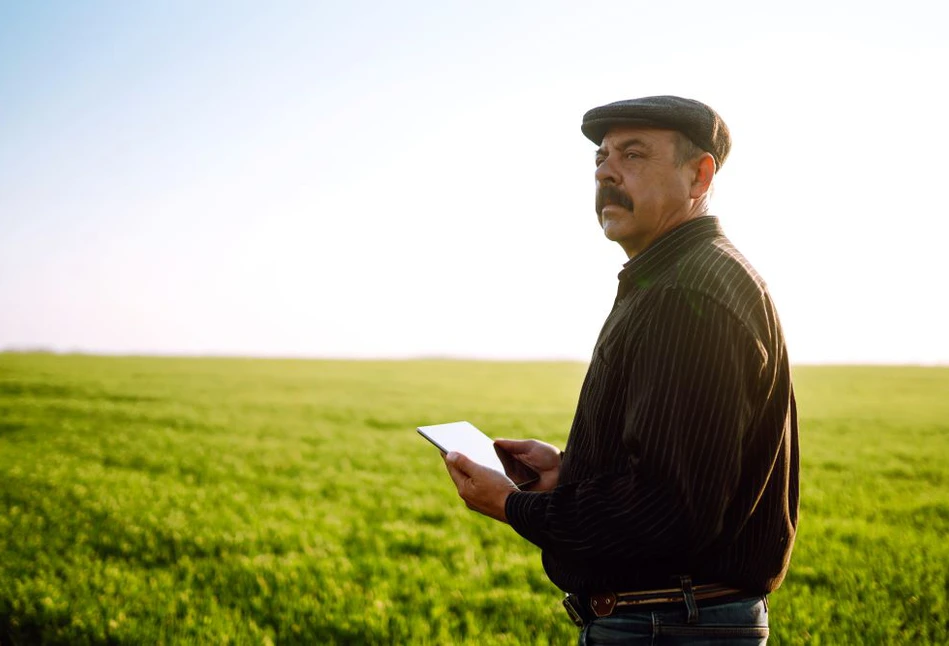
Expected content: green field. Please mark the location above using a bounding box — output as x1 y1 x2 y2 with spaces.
0 354 947 644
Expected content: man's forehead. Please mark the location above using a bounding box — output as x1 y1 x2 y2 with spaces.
597 126 678 151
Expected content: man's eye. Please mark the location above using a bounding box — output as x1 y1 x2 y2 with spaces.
595 157 605 166
625 152 641 160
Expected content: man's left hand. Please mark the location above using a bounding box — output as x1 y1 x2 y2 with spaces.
443 451 519 523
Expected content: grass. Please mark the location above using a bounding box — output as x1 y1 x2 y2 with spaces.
0 354 947 644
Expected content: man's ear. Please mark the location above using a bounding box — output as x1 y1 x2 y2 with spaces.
689 153 716 199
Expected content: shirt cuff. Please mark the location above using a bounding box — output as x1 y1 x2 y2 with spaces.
505 490 551 548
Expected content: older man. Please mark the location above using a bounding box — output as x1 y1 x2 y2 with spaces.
444 96 798 644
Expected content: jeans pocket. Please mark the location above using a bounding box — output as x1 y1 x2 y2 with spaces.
653 597 769 643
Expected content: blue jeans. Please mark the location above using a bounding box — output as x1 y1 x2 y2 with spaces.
578 596 769 645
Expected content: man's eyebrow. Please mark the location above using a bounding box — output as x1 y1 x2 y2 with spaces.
615 137 652 152
595 137 653 158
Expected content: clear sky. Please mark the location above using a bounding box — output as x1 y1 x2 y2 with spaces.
1 0 947 364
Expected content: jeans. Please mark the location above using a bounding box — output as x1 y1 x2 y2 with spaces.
577 596 769 645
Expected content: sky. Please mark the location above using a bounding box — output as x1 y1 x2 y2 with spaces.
1 0 947 364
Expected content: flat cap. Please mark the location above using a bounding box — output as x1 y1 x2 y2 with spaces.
581 95 731 171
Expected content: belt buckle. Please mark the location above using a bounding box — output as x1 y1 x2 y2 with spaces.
562 594 585 627
589 592 617 618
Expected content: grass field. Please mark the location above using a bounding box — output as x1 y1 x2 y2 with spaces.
0 354 947 644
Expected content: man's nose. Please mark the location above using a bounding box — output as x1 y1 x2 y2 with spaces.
594 154 619 184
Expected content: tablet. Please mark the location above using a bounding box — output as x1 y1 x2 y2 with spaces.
417 421 539 489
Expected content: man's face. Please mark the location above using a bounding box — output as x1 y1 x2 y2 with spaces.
594 126 696 258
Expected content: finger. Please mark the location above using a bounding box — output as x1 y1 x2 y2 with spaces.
445 451 478 476
444 459 469 492
442 451 463 473
448 466 470 496
494 438 530 454
495 442 537 470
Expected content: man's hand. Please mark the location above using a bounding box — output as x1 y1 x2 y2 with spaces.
494 438 562 492
443 452 519 523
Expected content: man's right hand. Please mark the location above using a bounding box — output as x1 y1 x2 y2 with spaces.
493 438 562 492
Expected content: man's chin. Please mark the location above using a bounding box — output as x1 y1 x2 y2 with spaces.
601 219 630 243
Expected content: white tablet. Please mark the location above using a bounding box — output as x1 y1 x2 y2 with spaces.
417 421 539 489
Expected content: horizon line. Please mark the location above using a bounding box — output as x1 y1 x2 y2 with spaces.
2 347 948 368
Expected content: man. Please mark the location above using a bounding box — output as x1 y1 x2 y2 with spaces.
443 96 798 644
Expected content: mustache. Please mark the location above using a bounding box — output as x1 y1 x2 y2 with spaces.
595 185 634 217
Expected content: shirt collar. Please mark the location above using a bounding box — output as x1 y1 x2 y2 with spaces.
616 216 724 296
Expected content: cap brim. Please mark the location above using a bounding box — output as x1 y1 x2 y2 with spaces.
580 117 675 145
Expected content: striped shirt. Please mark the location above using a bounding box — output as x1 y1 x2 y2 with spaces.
506 216 799 595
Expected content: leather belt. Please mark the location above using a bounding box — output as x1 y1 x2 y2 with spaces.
563 582 748 627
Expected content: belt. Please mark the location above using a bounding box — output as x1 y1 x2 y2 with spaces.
562 579 749 627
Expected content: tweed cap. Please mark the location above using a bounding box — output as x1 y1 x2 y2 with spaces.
581 95 731 170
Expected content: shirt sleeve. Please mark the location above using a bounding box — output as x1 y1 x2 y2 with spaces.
505 287 763 566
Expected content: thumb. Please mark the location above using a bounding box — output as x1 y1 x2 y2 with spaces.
446 451 477 475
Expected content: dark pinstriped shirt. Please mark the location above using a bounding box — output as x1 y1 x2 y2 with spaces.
506 216 799 595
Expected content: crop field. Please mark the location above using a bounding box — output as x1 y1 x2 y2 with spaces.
0 354 947 645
